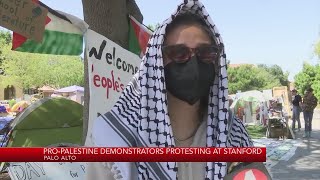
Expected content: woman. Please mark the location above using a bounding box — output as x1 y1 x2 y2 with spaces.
86 0 255 179
302 88 318 138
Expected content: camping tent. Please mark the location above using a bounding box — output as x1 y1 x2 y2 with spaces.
6 97 83 147
230 90 269 125
53 85 84 104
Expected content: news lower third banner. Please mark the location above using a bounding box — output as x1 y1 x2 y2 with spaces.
0 147 266 162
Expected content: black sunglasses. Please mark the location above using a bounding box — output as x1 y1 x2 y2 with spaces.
162 44 221 64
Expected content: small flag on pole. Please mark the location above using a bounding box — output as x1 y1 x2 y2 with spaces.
128 15 153 57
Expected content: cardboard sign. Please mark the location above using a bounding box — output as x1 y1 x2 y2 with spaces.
0 0 48 42
8 162 87 180
272 86 290 115
85 29 142 141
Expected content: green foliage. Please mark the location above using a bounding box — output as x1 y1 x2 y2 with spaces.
0 30 84 89
257 64 289 86
0 31 11 45
147 23 160 32
228 64 286 94
313 74 320 101
9 99 16 108
289 37 320 100
295 63 319 98
0 31 11 75
246 125 267 139
294 62 320 100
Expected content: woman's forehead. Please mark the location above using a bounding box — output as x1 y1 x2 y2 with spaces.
164 24 213 47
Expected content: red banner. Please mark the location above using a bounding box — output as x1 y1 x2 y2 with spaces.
0 147 266 162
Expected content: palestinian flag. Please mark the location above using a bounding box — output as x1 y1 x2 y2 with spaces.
128 15 153 57
12 1 87 55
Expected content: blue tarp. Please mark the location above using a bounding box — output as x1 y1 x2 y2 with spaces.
0 135 7 147
0 117 13 131
0 106 7 113
0 117 13 147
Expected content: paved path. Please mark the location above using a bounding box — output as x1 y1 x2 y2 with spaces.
270 109 320 180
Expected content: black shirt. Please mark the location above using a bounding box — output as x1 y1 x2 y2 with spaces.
292 95 302 106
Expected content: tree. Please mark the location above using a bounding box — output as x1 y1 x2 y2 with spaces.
0 33 84 89
0 31 11 75
257 64 289 87
147 23 160 32
294 62 318 97
312 65 320 100
81 0 143 142
228 64 284 94
0 31 11 45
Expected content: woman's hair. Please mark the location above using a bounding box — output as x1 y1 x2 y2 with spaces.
164 12 214 43
307 87 313 92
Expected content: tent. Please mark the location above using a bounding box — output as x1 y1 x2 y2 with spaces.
54 85 84 93
38 86 56 98
231 90 266 111
230 90 269 125
6 97 83 147
53 85 84 104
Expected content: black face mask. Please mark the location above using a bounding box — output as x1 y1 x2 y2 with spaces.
164 56 215 105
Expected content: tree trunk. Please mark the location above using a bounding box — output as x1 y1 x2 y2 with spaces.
81 0 143 144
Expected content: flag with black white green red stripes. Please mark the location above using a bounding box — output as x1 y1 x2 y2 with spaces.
128 15 153 58
12 1 87 56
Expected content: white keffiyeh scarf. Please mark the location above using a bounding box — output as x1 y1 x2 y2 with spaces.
90 0 253 179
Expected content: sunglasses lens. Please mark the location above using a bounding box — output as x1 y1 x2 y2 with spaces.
163 45 220 64
163 45 190 63
197 46 220 62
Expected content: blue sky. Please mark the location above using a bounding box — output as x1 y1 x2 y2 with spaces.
11 0 320 81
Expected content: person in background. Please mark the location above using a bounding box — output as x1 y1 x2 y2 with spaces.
291 89 302 131
301 88 318 138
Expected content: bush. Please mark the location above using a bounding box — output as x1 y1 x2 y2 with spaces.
246 125 267 139
8 99 16 108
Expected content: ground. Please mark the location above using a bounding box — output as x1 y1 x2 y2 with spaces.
270 108 320 180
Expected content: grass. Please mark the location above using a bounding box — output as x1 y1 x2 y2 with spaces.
246 125 267 139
